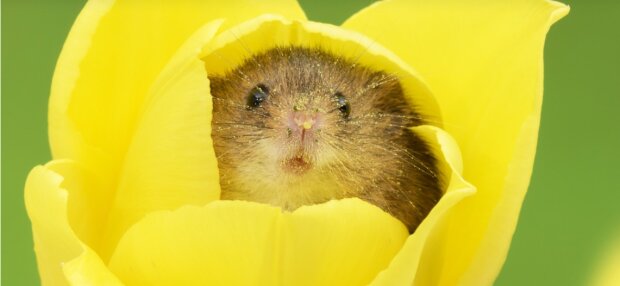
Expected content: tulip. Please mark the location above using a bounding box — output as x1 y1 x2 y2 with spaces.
26 0 568 285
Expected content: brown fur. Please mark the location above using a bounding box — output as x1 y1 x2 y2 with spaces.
209 47 441 232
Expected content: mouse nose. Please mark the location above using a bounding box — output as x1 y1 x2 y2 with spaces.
287 110 321 144
293 112 316 130
287 111 321 137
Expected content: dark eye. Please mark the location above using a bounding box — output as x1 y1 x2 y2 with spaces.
247 84 269 108
335 92 350 119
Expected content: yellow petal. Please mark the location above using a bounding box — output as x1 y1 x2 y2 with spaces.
370 125 475 285
108 201 281 286
343 1 569 284
25 160 122 286
63 248 124 286
45 160 111 258
48 0 307 218
202 14 442 124
99 19 223 260
281 199 408 285
107 125 472 285
108 199 407 286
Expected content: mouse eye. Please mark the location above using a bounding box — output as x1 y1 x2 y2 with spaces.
335 92 351 119
247 84 269 108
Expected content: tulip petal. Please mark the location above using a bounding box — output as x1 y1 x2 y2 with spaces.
280 199 408 286
48 0 307 225
108 199 407 286
63 248 124 286
201 14 441 124
343 1 569 284
109 201 281 286
370 126 475 285
25 160 122 286
99 20 223 260
108 125 472 286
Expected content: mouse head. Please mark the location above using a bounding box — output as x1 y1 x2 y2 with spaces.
209 47 422 208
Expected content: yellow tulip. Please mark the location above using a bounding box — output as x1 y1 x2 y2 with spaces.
25 0 568 285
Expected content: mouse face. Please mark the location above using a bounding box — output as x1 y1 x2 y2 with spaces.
209 47 441 232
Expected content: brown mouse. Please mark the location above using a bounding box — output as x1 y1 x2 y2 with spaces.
209 46 442 232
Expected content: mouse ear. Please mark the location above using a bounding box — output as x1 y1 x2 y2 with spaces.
200 14 444 128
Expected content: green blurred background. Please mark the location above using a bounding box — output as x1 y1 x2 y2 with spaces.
2 0 619 285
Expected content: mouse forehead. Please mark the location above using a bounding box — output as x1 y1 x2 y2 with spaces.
245 48 367 95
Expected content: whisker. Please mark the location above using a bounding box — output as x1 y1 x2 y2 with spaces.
212 122 274 130
321 131 438 179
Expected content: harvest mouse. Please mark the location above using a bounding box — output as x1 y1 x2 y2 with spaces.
209 46 441 232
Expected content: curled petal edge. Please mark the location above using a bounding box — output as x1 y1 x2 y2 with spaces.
25 160 124 286
370 125 476 285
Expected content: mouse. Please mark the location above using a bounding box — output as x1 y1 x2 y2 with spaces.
209 46 442 232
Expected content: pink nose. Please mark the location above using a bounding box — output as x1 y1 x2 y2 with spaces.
287 112 320 141
292 112 317 130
